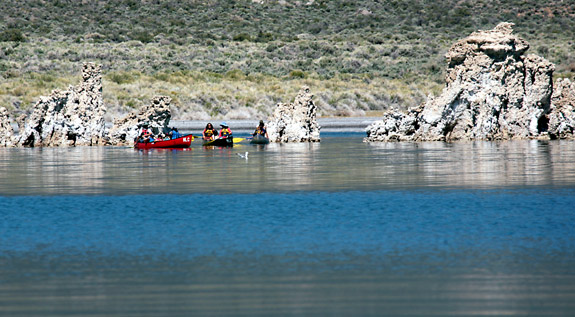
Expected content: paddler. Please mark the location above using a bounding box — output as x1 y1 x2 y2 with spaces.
170 127 182 139
202 123 218 141
252 120 268 138
138 123 153 143
219 122 232 138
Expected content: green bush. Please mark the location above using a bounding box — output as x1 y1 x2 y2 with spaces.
107 71 139 84
255 32 274 43
225 69 246 80
537 46 550 56
131 31 154 43
0 28 26 42
232 33 252 42
289 69 307 79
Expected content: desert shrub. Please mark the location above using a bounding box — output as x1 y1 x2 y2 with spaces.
289 69 307 79
130 31 154 43
0 28 26 42
537 45 550 56
265 43 278 52
153 72 170 82
225 69 246 80
232 33 252 42
255 32 274 43
107 71 140 84
125 99 137 108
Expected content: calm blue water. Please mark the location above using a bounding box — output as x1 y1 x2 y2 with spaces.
1 191 574 263
1 134 575 315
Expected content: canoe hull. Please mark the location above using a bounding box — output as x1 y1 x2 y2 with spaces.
250 135 270 144
135 135 193 150
203 137 234 147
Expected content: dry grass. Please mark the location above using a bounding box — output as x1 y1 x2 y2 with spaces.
0 64 443 121
100 71 443 120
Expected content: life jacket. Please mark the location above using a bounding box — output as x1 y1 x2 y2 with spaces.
172 131 182 139
255 126 266 135
220 127 231 137
141 128 150 136
204 128 216 137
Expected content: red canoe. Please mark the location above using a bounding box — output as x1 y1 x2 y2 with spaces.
135 135 194 150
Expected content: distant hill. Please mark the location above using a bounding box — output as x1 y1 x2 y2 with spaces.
2 0 574 45
1 0 574 119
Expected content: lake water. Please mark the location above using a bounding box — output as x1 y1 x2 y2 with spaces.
1 133 575 315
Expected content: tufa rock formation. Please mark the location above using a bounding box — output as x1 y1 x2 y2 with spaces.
267 86 321 142
548 78 575 139
1 63 173 147
0 107 15 147
366 22 575 142
107 96 172 145
15 63 107 147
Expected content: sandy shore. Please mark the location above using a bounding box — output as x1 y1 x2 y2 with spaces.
171 117 378 133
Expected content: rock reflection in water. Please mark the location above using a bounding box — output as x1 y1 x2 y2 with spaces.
0 147 106 194
267 142 320 188
1 137 575 195
366 139 574 189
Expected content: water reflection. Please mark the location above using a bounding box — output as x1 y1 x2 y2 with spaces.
0 147 106 194
2 136 575 315
366 139 575 189
1 138 575 195
268 142 320 188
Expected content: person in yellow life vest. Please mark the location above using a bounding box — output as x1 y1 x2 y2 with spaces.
202 123 218 141
219 122 232 138
252 120 268 138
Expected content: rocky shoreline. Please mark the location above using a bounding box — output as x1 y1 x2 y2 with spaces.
0 67 321 146
1 23 574 147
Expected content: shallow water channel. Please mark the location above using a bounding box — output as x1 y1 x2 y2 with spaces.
1 133 575 315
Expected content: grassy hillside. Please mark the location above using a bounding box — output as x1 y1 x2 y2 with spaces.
1 0 574 120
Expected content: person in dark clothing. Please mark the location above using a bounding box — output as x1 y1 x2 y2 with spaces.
252 120 268 138
202 123 218 141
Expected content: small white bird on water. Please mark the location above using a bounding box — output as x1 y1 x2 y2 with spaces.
236 152 249 159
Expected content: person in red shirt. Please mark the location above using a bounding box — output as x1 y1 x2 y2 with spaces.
219 122 232 138
138 123 153 143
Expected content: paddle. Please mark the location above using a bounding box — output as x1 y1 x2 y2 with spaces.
202 136 244 144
